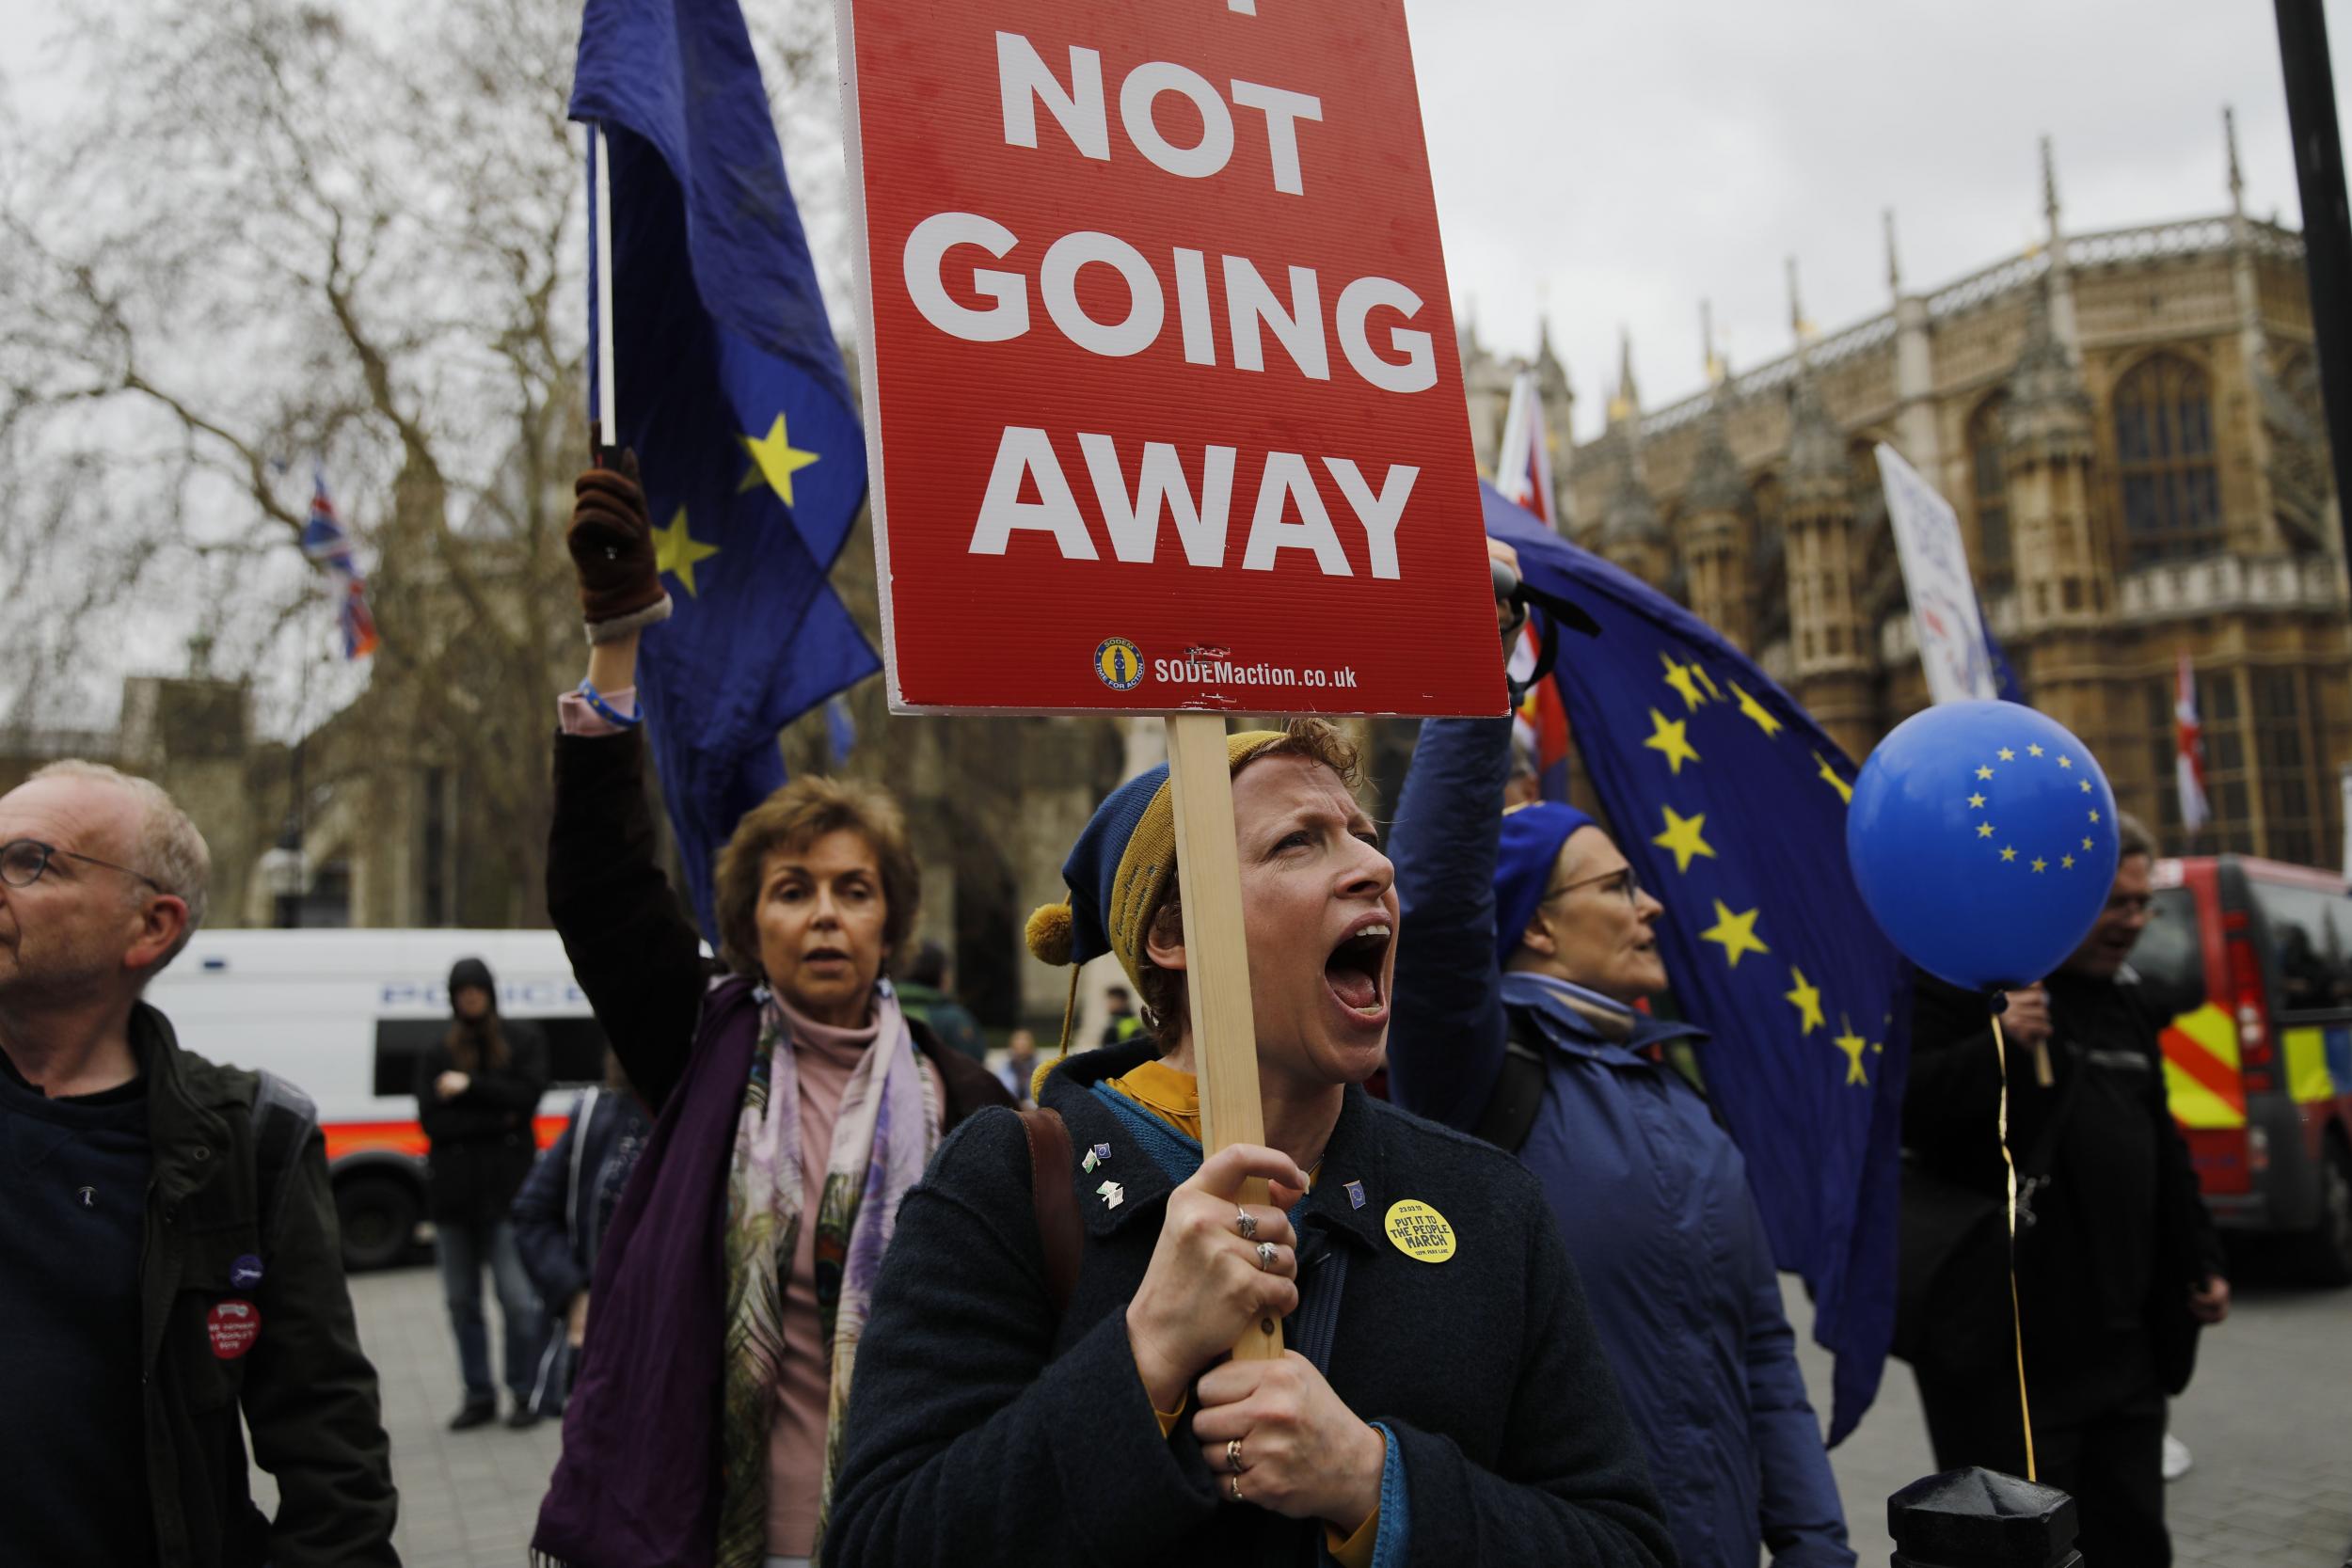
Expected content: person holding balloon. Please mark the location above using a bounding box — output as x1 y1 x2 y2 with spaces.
1848 704 2227 1568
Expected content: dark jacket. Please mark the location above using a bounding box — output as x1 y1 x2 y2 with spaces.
511 1085 651 1315
1386 716 1851 1568
1907 969 2223 1393
543 726 1012 1124
413 1018 548 1224
828 1039 1675 1568
137 1004 401 1567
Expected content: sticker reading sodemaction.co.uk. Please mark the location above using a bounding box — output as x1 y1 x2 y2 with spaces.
1095 638 1360 696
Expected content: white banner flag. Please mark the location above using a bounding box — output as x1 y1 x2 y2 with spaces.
1875 443 1997 705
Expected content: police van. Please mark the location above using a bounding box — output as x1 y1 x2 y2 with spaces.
2137 855 2352 1281
145 929 610 1270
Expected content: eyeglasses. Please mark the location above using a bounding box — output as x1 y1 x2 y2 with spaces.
0 838 167 895
1541 864 1644 909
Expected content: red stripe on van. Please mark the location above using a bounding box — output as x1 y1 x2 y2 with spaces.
322 1115 569 1164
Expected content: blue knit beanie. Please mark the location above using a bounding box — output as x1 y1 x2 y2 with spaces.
1494 802 1598 966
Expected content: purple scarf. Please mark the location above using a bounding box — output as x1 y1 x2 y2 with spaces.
532 976 760 1568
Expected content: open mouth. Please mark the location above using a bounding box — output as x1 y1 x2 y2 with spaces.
803 947 851 969
1325 919 1393 1018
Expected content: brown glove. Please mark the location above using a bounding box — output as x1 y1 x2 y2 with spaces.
568 448 674 641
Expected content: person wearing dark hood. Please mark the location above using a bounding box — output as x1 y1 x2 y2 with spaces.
416 955 550 1431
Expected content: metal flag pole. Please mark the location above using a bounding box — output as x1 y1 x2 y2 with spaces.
594 122 619 451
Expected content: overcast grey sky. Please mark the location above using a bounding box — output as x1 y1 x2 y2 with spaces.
1406 0 2351 436
1 0 2343 447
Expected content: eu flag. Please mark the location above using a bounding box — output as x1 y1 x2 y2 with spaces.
570 0 878 932
1486 483 1907 1444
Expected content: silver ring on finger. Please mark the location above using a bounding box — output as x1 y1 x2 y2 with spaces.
1235 1207 1258 1241
1226 1436 1246 1474
1256 1241 1277 1272
1229 1473 1244 1503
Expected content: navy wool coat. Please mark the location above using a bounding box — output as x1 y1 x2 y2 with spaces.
827 1039 1673 1568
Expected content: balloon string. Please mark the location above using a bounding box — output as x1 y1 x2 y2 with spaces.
1992 1012 2038 1482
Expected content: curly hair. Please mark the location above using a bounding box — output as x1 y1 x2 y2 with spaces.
711 775 921 979
1134 719 1364 1050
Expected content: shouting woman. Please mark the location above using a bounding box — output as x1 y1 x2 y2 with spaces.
828 723 1672 1567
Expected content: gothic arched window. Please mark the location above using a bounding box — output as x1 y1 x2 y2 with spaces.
1967 396 2011 590
2112 355 2221 563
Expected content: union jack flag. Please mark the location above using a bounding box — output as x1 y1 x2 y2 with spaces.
300 470 379 659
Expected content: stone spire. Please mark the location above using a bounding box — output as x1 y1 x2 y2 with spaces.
1884 208 1902 297
1686 305 1746 515
1606 326 1642 426
2039 134 2081 352
1535 313 1570 401
2003 272 2106 629
2004 275 2091 443
2226 104 2246 218
2041 133 2061 240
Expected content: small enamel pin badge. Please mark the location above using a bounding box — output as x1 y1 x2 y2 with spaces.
1344 1180 1366 1211
1097 1180 1124 1210
1082 1141 1112 1174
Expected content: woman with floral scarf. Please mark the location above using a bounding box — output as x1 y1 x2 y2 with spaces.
530 454 1013 1568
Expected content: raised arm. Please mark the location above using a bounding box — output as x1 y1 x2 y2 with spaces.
1385 714 1515 1132
546 453 706 1112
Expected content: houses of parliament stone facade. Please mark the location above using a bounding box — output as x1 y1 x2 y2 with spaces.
1463 126 2351 867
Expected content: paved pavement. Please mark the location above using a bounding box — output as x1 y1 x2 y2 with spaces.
276 1259 2352 1566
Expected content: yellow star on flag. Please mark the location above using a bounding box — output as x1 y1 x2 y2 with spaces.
2032 858 2047 873
2062 854 2075 869
1977 822 1995 839
1660 652 1708 712
1997 747 2015 761
1967 793 1986 809
1693 664 1724 702
1700 900 1769 968
2028 744 2045 757
1976 766 1994 781
2082 836 2094 850
1644 708 1702 775
1784 967 1825 1036
1816 752 1852 803
2000 846 2018 863
1652 805 1716 872
1729 680 1784 739
653 508 721 597
1833 1018 1872 1085
736 414 822 505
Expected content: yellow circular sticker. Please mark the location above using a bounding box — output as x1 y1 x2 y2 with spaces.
1383 1199 1456 1264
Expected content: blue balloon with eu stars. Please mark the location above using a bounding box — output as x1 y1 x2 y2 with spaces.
1847 700 2121 992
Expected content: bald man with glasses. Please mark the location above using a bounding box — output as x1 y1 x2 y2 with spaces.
0 760 397 1568
1385 686 1852 1566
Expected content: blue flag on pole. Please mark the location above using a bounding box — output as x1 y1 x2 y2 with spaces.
1486 483 1907 1444
569 0 878 933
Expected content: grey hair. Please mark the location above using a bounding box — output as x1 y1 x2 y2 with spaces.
2115 810 2156 863
28 759 212 974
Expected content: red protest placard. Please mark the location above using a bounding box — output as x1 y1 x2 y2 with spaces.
837 0 1504 716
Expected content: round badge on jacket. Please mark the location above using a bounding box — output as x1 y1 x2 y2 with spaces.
207 1298 262 1359
1383 1199 1456 1263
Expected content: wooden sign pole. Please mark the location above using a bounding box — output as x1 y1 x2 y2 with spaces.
1163 711 1282 1362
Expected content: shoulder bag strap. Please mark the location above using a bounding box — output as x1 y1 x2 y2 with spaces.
1018 1107 1082 1313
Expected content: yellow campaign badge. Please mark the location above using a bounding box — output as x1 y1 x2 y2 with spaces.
1383 1199 1456 1264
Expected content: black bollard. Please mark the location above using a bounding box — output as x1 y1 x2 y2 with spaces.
1887 1467 2080 1568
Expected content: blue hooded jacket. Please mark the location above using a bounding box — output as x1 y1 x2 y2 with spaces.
1387 716 1853 1568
